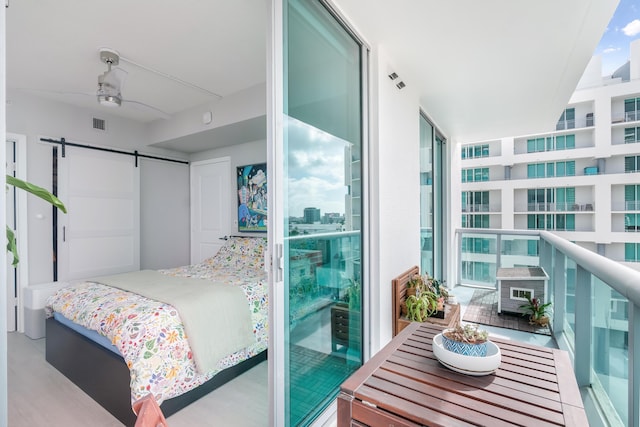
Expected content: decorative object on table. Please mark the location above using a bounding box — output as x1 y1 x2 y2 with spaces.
441 322 489 356
432 331 502 376
519 295 552 326
402 273 445 319
236 163 267 232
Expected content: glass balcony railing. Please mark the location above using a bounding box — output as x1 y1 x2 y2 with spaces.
456 228 640 427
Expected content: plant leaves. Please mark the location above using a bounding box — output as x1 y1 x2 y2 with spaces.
6 175 67 213
6 226 19 267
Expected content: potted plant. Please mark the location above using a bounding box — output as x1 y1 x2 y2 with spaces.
406 274 424 297
442 323 489 356
405 291 439 322
519 296 552 326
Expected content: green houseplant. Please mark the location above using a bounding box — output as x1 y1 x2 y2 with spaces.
5 175 66 265
519 296 552 326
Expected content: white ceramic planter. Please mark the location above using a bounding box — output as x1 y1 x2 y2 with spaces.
432 333 501 376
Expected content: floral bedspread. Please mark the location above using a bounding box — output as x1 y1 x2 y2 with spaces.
45 237 268 405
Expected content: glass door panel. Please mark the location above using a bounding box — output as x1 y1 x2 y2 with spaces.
283 0 364 425
419 115 434 276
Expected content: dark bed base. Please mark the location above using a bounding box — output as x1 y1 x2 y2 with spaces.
45 317 267 426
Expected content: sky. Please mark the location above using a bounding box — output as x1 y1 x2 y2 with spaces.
596 0 640 76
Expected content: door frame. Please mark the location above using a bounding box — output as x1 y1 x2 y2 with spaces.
6 133 29 333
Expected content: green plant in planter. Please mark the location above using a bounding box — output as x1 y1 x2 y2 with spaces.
444 322 488 344
346 278 361 310
405 292 438 322
5 175 66 266
519 295 552 326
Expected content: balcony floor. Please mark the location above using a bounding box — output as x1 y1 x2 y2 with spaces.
453 285 558 349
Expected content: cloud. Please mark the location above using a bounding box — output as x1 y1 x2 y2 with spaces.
622 19 640 36
603 47 621 54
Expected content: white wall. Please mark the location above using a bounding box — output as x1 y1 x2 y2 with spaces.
148 83 266 145
6 91 190 284
369 47 421 353
190 139 267 236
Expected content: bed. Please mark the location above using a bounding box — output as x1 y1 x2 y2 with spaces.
45 236 268 426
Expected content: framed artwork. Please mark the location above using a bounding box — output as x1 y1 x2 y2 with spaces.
237 163 267 232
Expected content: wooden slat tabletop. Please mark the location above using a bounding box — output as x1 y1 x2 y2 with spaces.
339 322 588 427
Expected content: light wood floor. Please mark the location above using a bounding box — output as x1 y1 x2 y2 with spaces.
8 332 268 426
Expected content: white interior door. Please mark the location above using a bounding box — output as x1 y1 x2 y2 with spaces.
190 158 231 264
57 146 140 280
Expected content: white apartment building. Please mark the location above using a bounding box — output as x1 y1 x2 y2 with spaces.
459 39 640 287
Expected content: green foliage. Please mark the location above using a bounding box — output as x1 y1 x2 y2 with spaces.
405 292 438 322
5 174 67 266
519 295 552 321
444 323 488 344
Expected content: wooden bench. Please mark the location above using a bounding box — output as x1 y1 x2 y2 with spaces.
391 266 460 337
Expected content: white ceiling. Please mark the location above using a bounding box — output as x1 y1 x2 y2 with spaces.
6 0 268 124
6 0 617 144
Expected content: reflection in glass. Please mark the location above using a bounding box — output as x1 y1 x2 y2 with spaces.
283 0 363 424
592 278 628 424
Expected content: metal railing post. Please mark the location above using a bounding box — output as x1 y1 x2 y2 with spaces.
574 265 591 387
553 248 566 335
495 233 502 274
540 239 552 283
456 231 462 286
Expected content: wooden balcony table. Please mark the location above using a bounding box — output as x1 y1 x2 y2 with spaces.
338 322 588 426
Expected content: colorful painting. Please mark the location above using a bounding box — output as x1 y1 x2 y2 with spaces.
237 163 267 232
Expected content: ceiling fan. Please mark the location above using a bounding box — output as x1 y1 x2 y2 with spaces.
95 48 171 119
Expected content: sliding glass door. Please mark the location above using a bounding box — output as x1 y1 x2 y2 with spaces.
275 0 366 425
420 113 446 281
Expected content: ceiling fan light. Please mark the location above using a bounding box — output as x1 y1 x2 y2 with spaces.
98 94 121 107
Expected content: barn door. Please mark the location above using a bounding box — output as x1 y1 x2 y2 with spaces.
190 157 231 264
57 146 140 280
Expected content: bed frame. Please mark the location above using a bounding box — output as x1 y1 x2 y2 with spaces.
46 317 267 426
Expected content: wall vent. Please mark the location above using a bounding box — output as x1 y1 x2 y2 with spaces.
92 117 106 131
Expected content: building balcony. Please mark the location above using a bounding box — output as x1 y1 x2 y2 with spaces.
454 227 640 426
460 204 501 213
555 114 594 130
612 111 640 124
514 202 594 212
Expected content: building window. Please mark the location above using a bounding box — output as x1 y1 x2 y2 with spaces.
625 185 640 210
624 127 640 144
462 237 492 254
625 98 640 122
462 191 489 212
527 213 575 230
526 135 575 153
625 243 640 261
461 214 489 228
625 213 640 232
527 187 575 211
527 161 575 178
556 108 575 130
462 167 489 182
461 143 490 159
625 156 640 173
461 260 494 283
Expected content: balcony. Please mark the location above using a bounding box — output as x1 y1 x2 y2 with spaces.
515 202 594 212
455 228 640 426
